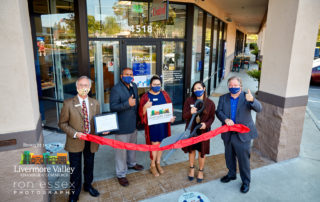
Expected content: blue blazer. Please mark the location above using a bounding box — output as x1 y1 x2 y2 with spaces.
110 81 139 134
216 92 262 143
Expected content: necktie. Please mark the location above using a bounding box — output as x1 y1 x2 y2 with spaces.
82 100 89 133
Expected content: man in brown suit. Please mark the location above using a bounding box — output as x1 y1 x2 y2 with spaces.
59 76 105 202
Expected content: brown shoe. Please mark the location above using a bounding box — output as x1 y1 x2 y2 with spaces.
117 177 129 187
156 163 164 174
150 165 159 177
128 164 144 171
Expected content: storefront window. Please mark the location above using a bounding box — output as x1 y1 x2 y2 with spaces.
162 41 185 121
86 0 186 38
89 41 120 112
30 0 78 128
210 17 218 92
203 14 212 92
190 8 203 88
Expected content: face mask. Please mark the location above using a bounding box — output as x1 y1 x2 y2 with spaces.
122 76 133 84
77 88 90 97
151 86 161 92
229 87 241 94
194 90 204 97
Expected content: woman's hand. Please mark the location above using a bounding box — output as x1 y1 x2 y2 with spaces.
170 116 176 123
191 107 197 114
144 99 152 109
200 122 206 130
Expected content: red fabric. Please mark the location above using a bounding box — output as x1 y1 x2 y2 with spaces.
81 124 250 151
138 90 172 159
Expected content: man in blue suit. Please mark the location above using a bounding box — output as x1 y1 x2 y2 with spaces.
110 68 144 187
216 76 262 193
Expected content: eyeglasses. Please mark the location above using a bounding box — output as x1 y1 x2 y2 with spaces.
123 73 133 76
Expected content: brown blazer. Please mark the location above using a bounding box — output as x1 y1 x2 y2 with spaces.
59 96 100 153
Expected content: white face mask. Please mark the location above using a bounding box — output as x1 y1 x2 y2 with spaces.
77 88 90 96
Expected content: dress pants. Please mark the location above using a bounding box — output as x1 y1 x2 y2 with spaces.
224 133 251 185
114 130 137 178
68 141 95 200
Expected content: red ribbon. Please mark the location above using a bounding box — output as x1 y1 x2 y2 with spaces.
80 124 250 151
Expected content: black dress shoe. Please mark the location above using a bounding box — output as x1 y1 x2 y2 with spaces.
128 164 144 171
83 186 100 197
117 177 129 187
220 175 237 183
69 198 78 202
240 183 250 193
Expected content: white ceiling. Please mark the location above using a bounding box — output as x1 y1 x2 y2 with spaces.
211 0 268 33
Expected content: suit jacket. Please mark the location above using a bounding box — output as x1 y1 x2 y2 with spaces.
216 92 262 143
110 81 139 134
59 96 100 153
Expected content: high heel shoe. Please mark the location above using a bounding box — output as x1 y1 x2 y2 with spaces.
188 166 195 181
197 169 204 183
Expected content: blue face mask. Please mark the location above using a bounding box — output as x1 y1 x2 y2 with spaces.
194 90 204 97
122 76 133 84
229 87 241 94
151 86 161 92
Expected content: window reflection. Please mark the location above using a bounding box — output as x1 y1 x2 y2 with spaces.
191 8 203 88
87 0 186 38
162 41 185 121
31 0 78 128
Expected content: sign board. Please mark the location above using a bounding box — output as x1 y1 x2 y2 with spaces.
149 0 169 22
147 103 173 126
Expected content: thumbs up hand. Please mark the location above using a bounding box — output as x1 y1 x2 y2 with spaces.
245 89 254 102
144 99 152 109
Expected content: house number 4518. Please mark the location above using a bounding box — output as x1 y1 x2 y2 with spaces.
129 25 152 33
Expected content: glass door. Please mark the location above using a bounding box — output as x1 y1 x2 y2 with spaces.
124 42 159 97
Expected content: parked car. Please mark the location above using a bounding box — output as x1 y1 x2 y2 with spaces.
311 58 320 84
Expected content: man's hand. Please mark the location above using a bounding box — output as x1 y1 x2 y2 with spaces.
245 89 254 102
128 95 136 107
225 119 235 126
102 131 110 135
144 99 152 109
191 107 197 114
170 116 176 123
76 132 86 139
200 122 206 130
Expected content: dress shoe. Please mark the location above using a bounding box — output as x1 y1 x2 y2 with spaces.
197 169 204 183
68 197 78 202
117 177 129 187
220 175 237 183
83 185 100 197
240 183 250 193
188 166 195 181
128 164 144 171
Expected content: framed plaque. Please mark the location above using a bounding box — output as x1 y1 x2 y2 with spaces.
94 113 119 134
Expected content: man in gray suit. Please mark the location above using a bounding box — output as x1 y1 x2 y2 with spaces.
110 68 144 187
216 76 262 193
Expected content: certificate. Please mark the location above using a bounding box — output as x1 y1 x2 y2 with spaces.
147 103 173 126
94 113 119 134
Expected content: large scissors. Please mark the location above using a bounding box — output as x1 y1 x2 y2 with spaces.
160 99 205 161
